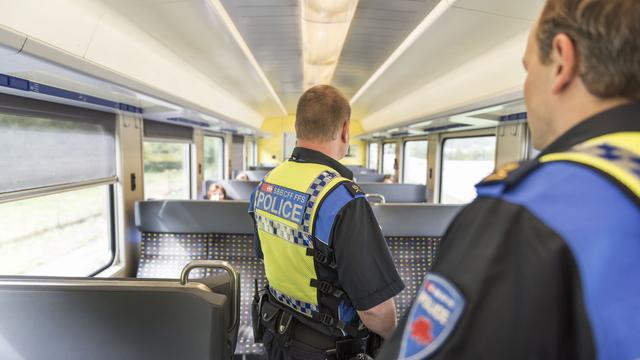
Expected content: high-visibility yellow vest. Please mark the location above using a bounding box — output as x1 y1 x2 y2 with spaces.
540 132 640 200
251 158 363 336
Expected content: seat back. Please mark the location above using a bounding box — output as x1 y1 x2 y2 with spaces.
359 183 427 203
135 200 264 355
372 204 463 317
353 173 385 182
0 276 235 360
203 180 258 201
245 170 269 181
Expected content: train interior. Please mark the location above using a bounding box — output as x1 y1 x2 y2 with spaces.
0 0 545 359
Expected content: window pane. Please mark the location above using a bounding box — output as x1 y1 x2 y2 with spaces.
403 140 428 184
144 142 190 200
0 186 113 276
441 136 496 204
382 143 397 176
368 143 378 170
204 136 224 181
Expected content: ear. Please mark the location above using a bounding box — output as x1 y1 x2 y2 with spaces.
340 119 350 143
550 33 578 94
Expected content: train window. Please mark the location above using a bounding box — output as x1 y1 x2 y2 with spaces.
143 142 191 199
440 136 496 204
368 142 379 170
204 135 225 180
403 140 428 184
0 186 113 277
382 143 397 176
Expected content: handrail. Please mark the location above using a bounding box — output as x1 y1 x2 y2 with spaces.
180 260 240 332
365 193 386 204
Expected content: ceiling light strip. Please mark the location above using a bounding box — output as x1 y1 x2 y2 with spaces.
208 0 288 116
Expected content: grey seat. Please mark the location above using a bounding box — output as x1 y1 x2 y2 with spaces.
203 180 259 201
135 200 265 355
372 204 463 317
245 170 269 181
0 268 239 360
359 183 427 203
353 173 385 182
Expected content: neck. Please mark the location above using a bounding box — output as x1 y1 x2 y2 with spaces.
297 139 341 161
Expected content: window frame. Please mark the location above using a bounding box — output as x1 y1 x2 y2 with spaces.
438 131 497 204
202 133 226 181
402 138 429 185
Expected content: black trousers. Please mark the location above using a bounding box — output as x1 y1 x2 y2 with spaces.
263 330 335 360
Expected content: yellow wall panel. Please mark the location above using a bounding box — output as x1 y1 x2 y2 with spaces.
258 116 366 167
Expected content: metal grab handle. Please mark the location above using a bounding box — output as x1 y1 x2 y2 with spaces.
365 193 386 204
180 260 240 332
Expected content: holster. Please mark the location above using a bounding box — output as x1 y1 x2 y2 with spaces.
251 279 270 343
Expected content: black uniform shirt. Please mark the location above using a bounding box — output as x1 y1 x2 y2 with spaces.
253 147 404 311
378 102 640 360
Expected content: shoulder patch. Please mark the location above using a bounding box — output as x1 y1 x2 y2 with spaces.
344 181 365 197
481 161 520 183
400 273 465 360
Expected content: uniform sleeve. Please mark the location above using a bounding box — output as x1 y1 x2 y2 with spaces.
379 198 594 359
332 197 405 311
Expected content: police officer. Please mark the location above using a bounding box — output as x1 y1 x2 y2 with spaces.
378 0 640 359
249 85 404 360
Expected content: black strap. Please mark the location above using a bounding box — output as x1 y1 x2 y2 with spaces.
306 247 337 269
310 279 344 298
311 311 363 338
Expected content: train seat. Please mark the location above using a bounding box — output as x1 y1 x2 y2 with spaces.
0 271 239 360
359 183 428 203
135 200 463 354
372 204 463 317
203 180 259 201
353 173 386 182
135 200 264 355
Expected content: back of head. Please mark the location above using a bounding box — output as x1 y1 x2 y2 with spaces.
537 0 640 100
296 85 351 142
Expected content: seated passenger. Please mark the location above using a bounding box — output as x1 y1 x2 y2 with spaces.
383 175 397 184
378 0 640 359
206 183 226 201
235 172 249 181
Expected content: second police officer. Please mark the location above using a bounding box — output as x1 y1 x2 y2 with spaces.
378 0 640 359
249 85 404 360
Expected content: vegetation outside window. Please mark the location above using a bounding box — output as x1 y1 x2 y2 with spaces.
0 186 113 276
143 142 191 200
204 136 225 181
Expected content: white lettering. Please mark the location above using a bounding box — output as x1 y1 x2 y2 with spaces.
263 194 273 210
418 292 451 326
292 204 304 223
256 192 266 208
282 201 293 219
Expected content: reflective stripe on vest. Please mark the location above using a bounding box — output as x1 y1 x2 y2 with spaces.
254 160 347 319
540 132 640 200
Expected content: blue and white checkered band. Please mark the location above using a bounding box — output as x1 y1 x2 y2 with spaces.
301 171 339 234
269 285 318 317
574 142 640 179
255 213 313 248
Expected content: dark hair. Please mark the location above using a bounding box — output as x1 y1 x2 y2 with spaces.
537 0 640 99
295 85 351 141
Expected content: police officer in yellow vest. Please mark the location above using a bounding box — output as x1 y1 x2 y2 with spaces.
249 85 404 360
377 0 640 359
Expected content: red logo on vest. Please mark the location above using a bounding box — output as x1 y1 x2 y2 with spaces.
261 183 274 193
410 316 434 345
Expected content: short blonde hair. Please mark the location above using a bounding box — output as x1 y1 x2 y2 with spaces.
295 85 351 141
